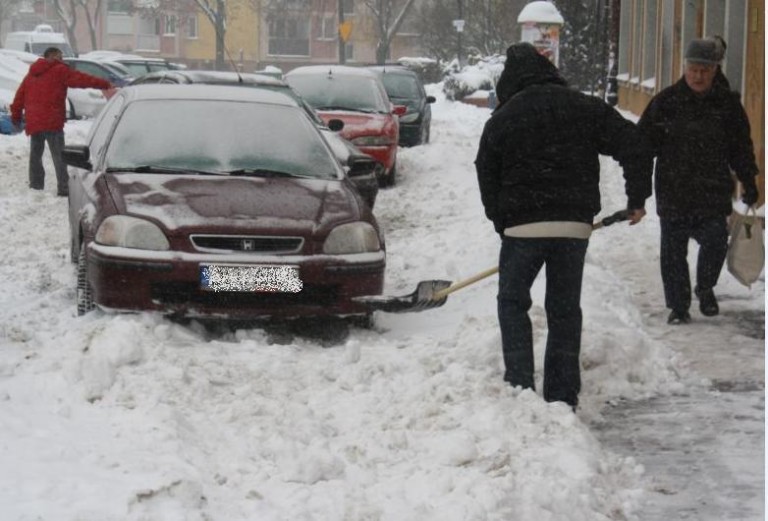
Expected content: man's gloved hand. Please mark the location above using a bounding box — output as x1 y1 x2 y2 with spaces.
742 183 759 206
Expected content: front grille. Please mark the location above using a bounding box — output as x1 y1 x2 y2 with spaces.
190 235 304 254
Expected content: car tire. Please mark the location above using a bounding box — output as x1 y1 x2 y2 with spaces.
381 163 396 188
349 313 375 329
424 125 430 144
77 247 95 316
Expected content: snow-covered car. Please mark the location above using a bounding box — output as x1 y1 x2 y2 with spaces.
130 69 381 208
64 84 386 320
368 65 436 147
284 66 406 187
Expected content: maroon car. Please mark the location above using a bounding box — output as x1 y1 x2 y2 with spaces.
65 84 385 320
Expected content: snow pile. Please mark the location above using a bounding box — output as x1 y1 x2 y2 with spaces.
0 83 759 521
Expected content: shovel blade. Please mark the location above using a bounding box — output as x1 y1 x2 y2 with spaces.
352 279 452 313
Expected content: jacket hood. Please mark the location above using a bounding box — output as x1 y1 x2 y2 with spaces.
29 58 61 76
494 42 567 109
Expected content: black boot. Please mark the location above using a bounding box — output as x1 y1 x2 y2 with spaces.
667 309 691 324
695 286 719 316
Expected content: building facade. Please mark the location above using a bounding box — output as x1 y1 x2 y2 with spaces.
616 0 764 204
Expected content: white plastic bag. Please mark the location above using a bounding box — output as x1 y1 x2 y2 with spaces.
727 208 764 287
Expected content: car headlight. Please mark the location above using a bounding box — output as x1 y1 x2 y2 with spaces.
96 215 170 250
351 135 393 147
323 222 381 254
400 112 420 123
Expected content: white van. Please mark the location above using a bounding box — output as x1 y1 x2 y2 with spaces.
4 25 74 57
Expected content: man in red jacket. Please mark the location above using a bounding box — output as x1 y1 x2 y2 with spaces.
11 47 113 196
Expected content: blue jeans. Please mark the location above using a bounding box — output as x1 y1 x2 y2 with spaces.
29 131 67 193
660 216 728 312
497 237 588 407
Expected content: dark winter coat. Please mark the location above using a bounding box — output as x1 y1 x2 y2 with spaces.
10 58 111 135
637 77 758 218
475 43 652 232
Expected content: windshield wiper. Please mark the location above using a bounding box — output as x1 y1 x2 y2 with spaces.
316 106 377 114
225 168 305 178
106 165 226 176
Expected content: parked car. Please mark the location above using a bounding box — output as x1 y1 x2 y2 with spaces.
130 69 381 208
64 58 134 87
284 65 406 187
97 54 180 78
368 65 436 147
64 84 385 321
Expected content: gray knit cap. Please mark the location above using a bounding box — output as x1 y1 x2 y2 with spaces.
684 38 720 64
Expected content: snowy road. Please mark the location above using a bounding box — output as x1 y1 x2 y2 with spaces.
0 90 763 521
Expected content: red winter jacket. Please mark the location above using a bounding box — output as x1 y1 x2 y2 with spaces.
10 58 112 135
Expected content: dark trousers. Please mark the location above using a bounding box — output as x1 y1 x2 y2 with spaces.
660 216 728 312
497 237 588 407
29 131 67 194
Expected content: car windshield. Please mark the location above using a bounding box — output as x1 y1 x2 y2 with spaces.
380 73 421 99
101 61 132 78
105 99 340 178
286 74 389 113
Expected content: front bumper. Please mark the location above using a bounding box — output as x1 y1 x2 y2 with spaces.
86 244 385 319
356 144 397 174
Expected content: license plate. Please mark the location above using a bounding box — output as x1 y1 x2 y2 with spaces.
200 264 303 293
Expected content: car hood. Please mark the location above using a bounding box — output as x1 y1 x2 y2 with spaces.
104 173 359 235
317 112 389 138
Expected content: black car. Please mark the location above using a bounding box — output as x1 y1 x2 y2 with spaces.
64 58 135 87
130 70 381 208
368 65 435 147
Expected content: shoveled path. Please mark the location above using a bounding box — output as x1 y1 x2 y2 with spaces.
591 291 765 520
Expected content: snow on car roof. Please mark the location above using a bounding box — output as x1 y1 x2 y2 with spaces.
121 83 300 106
284 65 379 78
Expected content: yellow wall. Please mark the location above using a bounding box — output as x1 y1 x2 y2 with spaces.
184 0 260 66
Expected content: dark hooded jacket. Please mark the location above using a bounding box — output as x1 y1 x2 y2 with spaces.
10 57 111 135
475 43 652 232
637 76 758 218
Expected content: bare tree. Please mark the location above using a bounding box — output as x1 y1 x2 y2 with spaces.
360 0 417 64
0 0 23 33
51 0 80 53
413 0 527 63
76 0 104 51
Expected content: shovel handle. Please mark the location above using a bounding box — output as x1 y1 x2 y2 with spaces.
432 266 499 300
430 210 629 302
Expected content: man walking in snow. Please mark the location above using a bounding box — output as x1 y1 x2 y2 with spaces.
10 47 113 196
475 42 651 410
637 38 759 325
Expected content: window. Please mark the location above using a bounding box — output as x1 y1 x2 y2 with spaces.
319 14 335 40
342 0 354 16
164 15 176 36
186 16 198 38
617 0 631 78
268 17 310 56
107 0 132 13
642 0 658 87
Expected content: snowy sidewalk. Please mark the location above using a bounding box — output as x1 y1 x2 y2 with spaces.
587 207 765 520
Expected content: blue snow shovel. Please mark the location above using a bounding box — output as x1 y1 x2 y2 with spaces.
352 209 630 313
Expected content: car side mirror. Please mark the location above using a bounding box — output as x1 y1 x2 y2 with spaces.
393 105 407 116
426 95 436 104
347 154 378 177
62 145 92 170
327 119 344 132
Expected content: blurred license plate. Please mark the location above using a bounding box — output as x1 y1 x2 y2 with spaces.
200 264 303 293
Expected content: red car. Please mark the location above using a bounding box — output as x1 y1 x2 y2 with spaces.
64 84 385 321
284 65 405 186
